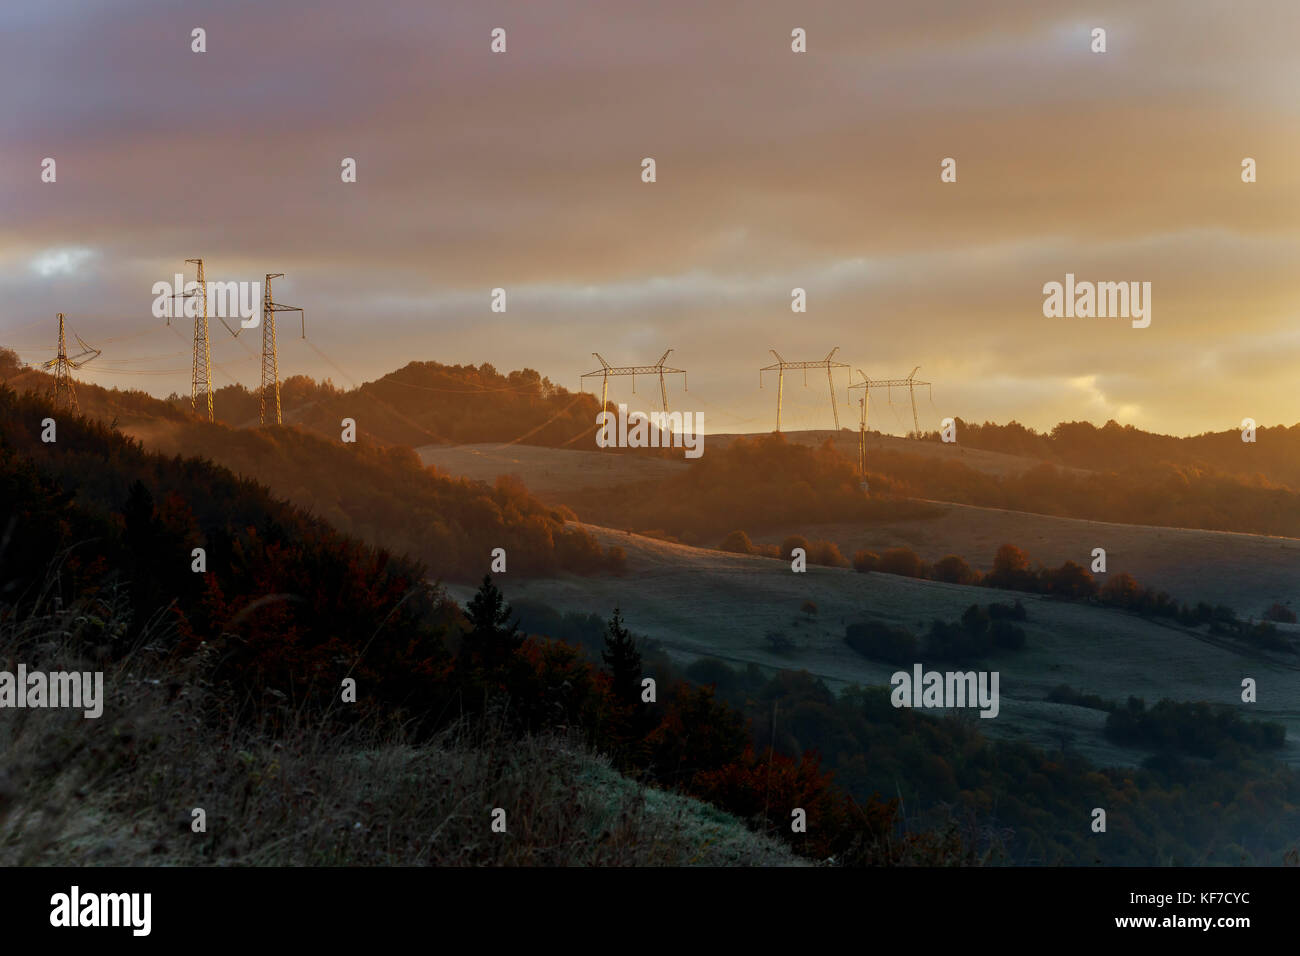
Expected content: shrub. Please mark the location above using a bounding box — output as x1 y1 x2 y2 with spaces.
922 605 1028 661
925 618 990 663
932 554 979 585
1038 560 1097 599
985 544 1036 591
852 549 880 573
720 530 756 555
808 539 851 568
878 546 928 579
1046 684 1111 711
1099 571 1141 608
1105 697 1286 757
780 534 811 558
844 620 918 665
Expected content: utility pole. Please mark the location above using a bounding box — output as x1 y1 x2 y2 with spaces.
759 347 849 432
580 349 686 414
258 273 305 425
848 366 931 439
42 313 100 412
846 365 933 493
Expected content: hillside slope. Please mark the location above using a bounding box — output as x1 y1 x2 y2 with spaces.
419 439 1300 615
757 502 1300 618
446 524 1300 772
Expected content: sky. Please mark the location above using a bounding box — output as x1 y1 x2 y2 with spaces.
2 0 1297 436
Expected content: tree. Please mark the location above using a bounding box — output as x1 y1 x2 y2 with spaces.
1039 560 1096 599
932 554 978 584
0 346 22 377
1099 571 1140 609
602 607 653 770
719 530 755 554
808 540 850 568
852 549 879 573
986 543 1035 591
780 534 810 557
462 574 523 677
601 607 642 710
878 546 927 579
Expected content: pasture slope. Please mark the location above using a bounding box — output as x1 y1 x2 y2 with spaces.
419 435 1300 615
444 524 1300 772
417 435 1300 771
756 502 1300 618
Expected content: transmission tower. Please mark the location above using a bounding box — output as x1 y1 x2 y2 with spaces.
41 313 100 412
758 347 849 432
164 258 214 421
258 273 306 425
166 257 250 422
580 349 686 413
847 366 933 439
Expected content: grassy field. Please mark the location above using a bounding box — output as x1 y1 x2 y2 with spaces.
445 524 1300 773
705 429 1095 478
419 435 1299 618
415 442 688 497
755 502 1300 618
414 428 1086 499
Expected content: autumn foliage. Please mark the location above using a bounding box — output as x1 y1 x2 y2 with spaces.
0 386 910 864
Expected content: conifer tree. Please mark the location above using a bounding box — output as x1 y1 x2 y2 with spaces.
463 574 522 676
601 607 642 709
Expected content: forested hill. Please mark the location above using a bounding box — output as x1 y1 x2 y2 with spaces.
180 360 603 448
0 363 625 582
941 417 1300 490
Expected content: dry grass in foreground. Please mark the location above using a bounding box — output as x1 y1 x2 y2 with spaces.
0 594 802 867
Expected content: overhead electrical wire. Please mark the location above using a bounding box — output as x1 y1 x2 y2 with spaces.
10 308 781 451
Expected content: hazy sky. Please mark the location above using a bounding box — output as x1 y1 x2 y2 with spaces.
2 0 1297 436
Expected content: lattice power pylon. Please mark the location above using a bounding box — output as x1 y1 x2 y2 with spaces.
580 349 686 413
41 312 100 412
164 258 214 421
258 273 305 425
847 366 932 439
759 347 849 432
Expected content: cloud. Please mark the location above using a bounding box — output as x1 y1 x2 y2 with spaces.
28 247 98 278
1 0 1296 433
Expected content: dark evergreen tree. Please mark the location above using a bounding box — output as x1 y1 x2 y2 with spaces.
601 608 655 769
601 607 641 709
462 574 522 677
